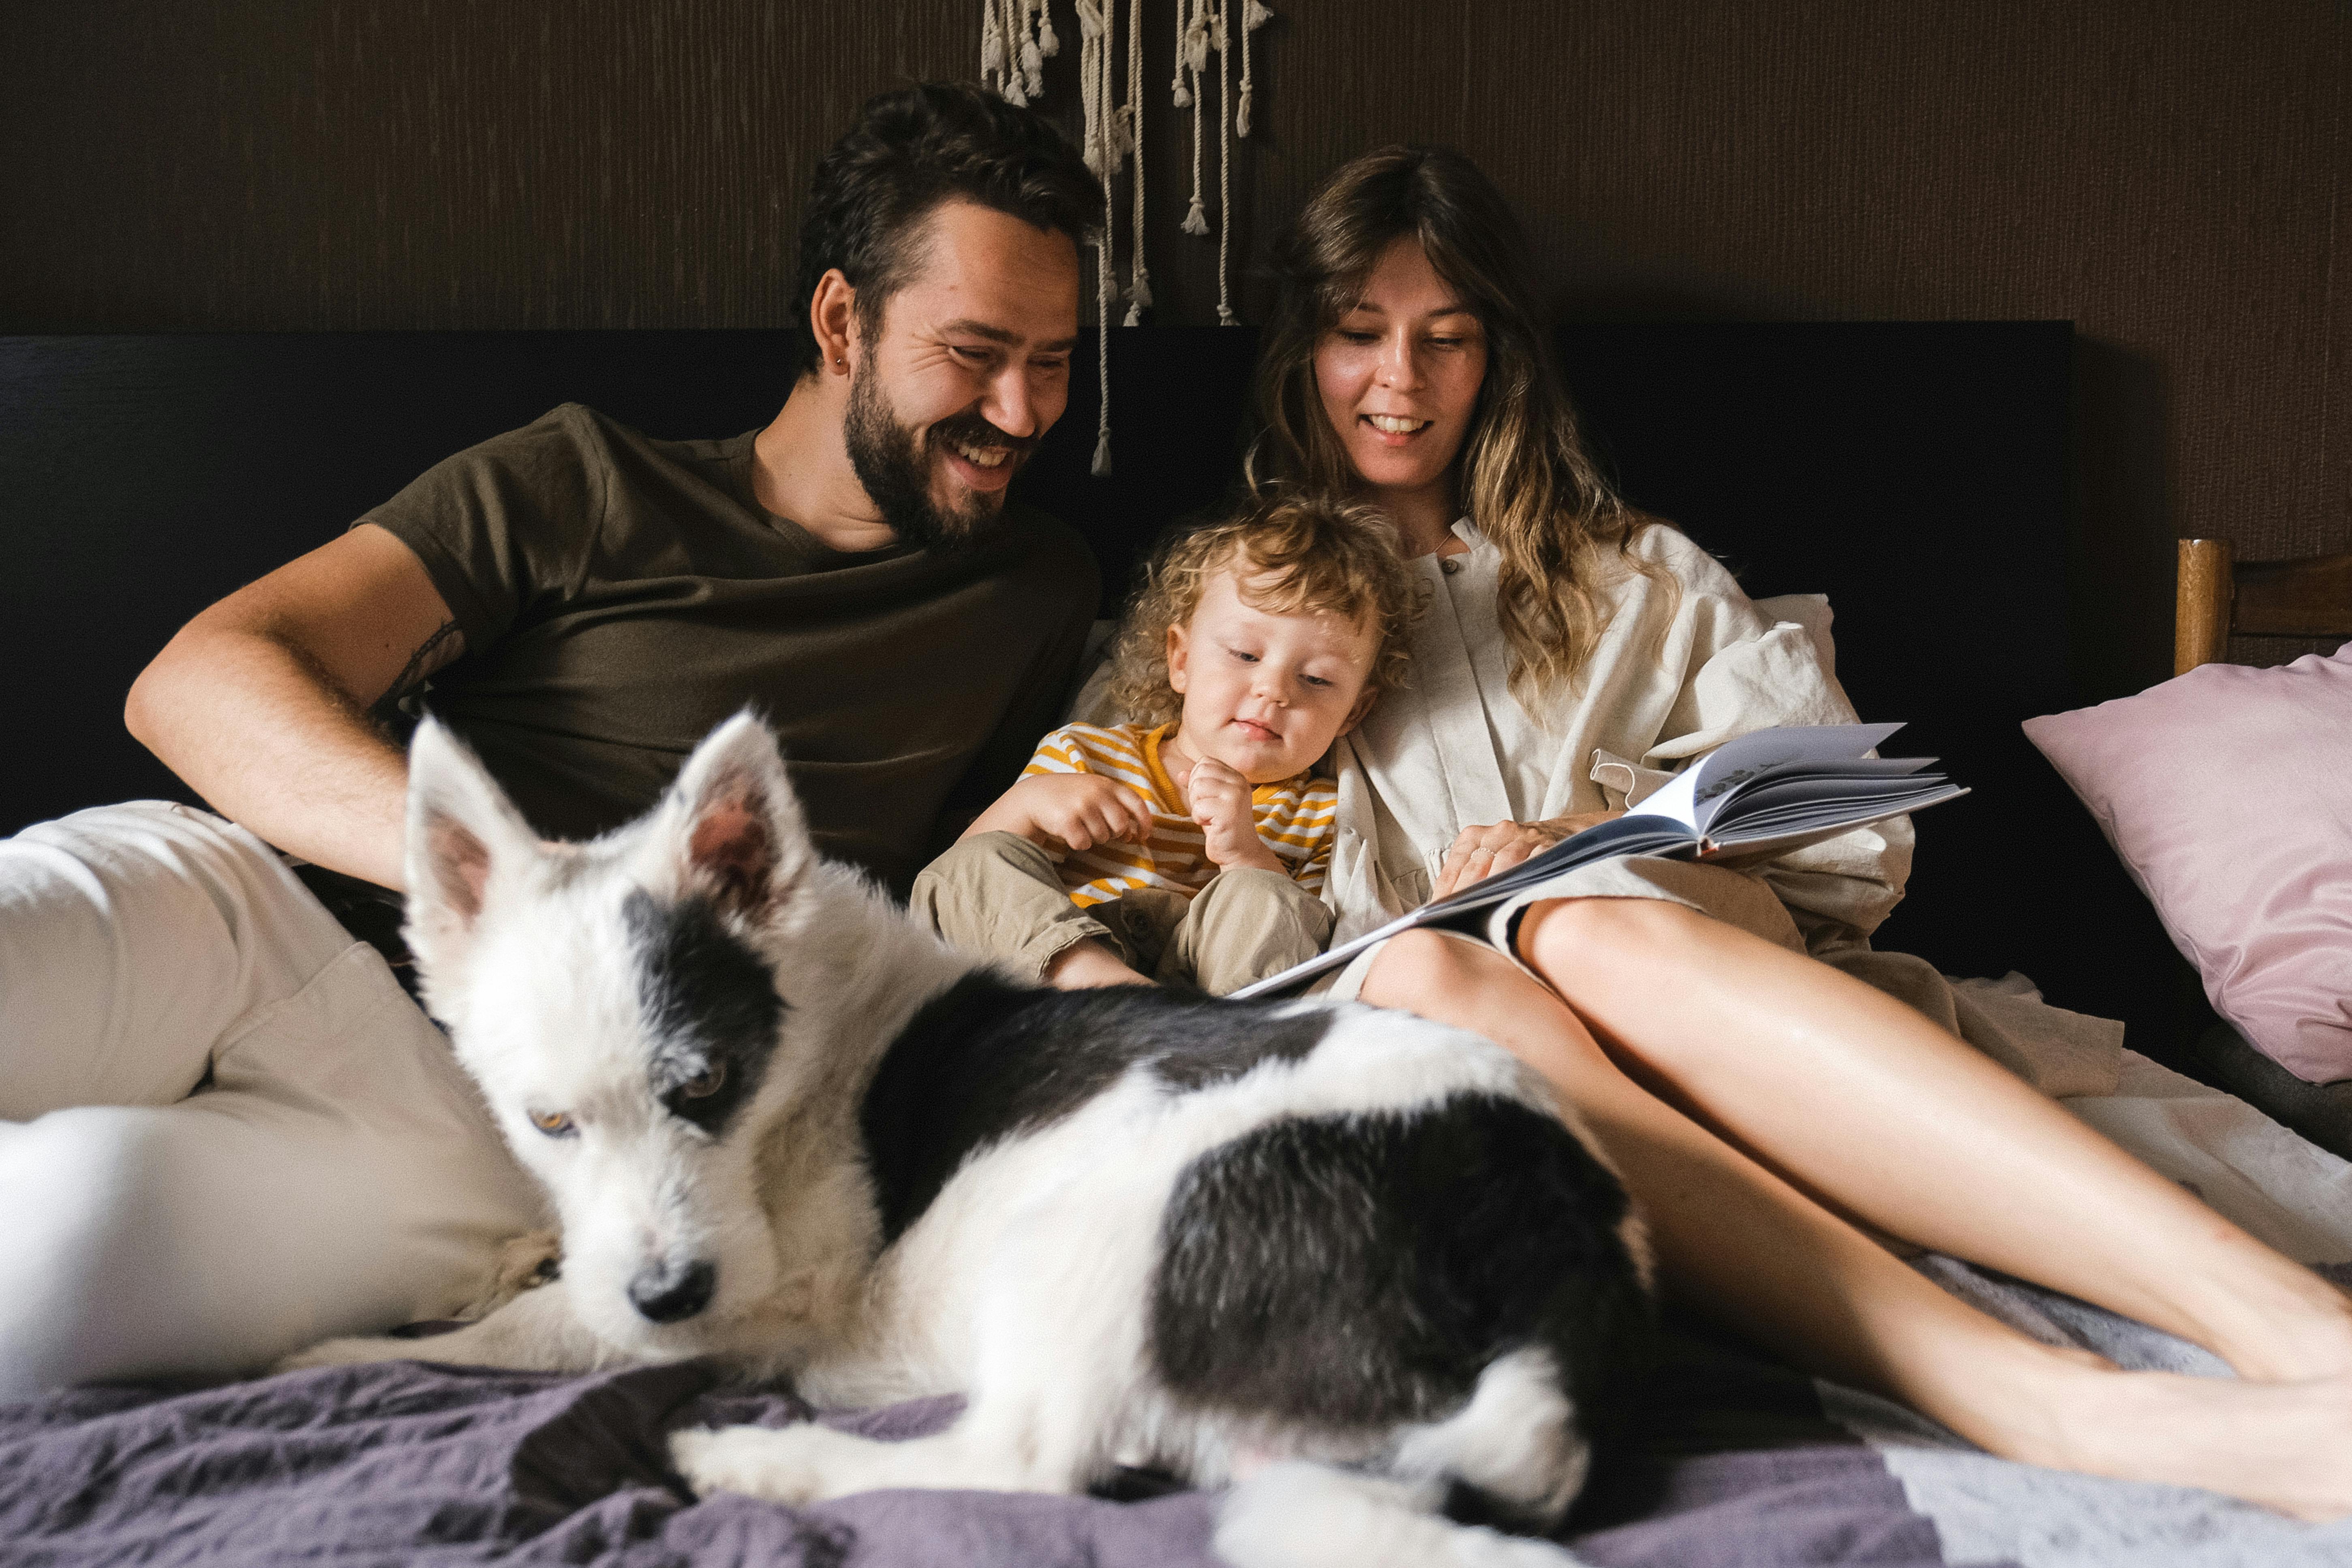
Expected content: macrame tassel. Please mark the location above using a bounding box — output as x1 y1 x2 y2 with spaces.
1237 0 1271 136
1020 35 1044 96
1121 0 1150 325
1074 0 1105 172
1181 2 1211 238
1182 2 1211 71
1171 0 1192 106
1214 0 1236 322
1038 6 1059 56
981 2 1006 87
1082 0 1117 475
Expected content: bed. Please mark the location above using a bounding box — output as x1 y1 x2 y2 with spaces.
6 326 2348 1565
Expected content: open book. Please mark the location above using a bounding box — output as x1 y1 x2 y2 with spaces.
1229 723 1967 1000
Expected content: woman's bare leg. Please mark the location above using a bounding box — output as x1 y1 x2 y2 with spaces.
1512 896 2352 1383
1361 927 2352 1519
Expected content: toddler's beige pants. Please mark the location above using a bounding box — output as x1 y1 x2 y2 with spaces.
910 830 1331 995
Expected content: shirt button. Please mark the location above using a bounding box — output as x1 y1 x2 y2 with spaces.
1440 557 1461 576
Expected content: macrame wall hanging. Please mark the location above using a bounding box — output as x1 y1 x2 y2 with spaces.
980 0 1274 474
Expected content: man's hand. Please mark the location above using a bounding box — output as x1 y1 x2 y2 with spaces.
1178 757 1284 875
124 524 465 891
963 772 1153 853
1430 810 1624 899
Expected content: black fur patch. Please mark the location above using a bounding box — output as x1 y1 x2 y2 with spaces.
857 973 1331 1245
1149 1095 1651 1446
623 890 783 1136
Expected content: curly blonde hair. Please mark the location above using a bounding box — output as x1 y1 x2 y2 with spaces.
1246 145 1673 707
1102 496 1421 732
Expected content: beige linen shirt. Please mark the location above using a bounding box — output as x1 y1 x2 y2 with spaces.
1325 518 1911 952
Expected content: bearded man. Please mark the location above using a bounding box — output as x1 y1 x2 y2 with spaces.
0 83 1101 1394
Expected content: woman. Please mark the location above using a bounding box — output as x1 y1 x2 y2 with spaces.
1247 145 2352 1517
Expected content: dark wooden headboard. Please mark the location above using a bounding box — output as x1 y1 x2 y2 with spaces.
0 323 2197 1057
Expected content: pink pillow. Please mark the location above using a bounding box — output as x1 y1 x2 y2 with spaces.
2023 644 2352 1083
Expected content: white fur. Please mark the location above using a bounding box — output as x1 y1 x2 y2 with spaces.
1217 1462 1597 1568
280 714 1620 1567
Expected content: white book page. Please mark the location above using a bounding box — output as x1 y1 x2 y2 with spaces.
1629 722 1905 834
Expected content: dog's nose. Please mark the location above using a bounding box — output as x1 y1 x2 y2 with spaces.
627 1259 716 1324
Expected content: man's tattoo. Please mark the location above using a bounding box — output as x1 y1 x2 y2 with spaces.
372 619 463 737
389 619 462 705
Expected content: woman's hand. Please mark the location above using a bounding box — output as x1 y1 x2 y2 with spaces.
1178 758 1285 874
1431 810 1624 898
962 773 1154 853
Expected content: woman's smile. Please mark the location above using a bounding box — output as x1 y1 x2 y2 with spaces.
1361 412 1435 445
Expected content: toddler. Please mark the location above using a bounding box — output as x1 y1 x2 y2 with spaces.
913 496 1417 993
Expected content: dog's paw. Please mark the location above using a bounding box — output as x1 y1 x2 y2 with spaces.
270 1336 417 1375
671 1423 873 1506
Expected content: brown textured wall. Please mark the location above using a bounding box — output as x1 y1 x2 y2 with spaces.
4 1 2344 674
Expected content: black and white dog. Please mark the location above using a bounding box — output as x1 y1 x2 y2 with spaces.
288 714 1653 1567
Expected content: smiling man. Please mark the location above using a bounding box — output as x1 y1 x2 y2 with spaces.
131 83 1100 899
0 83 1101 1395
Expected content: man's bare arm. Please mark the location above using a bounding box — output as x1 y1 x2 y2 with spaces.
125 524 467 891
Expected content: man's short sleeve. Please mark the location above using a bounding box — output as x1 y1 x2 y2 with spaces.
357 405 609 651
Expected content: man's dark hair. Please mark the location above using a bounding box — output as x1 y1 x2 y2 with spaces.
792 82 1102 379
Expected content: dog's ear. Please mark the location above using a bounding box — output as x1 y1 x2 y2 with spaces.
658 711 812 924
405 718 540 975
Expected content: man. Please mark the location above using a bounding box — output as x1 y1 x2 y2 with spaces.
0 83 1102 1395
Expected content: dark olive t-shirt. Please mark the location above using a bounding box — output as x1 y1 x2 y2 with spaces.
363 403 1098 895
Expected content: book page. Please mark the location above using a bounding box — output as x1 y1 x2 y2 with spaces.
1631 722 1905 833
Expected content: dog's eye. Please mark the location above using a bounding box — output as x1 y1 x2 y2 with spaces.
529 1109 575 1137
679 1062 727 1100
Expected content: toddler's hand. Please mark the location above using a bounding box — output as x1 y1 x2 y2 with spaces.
967 773 1152 853
1180 758 1284 874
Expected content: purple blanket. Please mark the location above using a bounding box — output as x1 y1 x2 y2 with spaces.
19 1262 2352 1566
0 1316 1949 1568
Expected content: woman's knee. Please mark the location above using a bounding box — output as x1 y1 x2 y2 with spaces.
1517 895 1713 988
1356 930 1546 1033
1359 927 1481 1011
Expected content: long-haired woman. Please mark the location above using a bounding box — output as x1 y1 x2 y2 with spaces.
1248 143 2352 1517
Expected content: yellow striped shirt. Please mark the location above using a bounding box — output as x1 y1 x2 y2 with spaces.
1021 721 1339 907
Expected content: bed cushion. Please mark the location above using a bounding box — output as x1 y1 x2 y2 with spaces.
2022 643 2352 1083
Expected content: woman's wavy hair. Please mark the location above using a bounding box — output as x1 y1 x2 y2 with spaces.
1103 496 1421 734
1247 144 1667 706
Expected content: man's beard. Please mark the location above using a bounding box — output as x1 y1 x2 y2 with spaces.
842 364 1030 555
